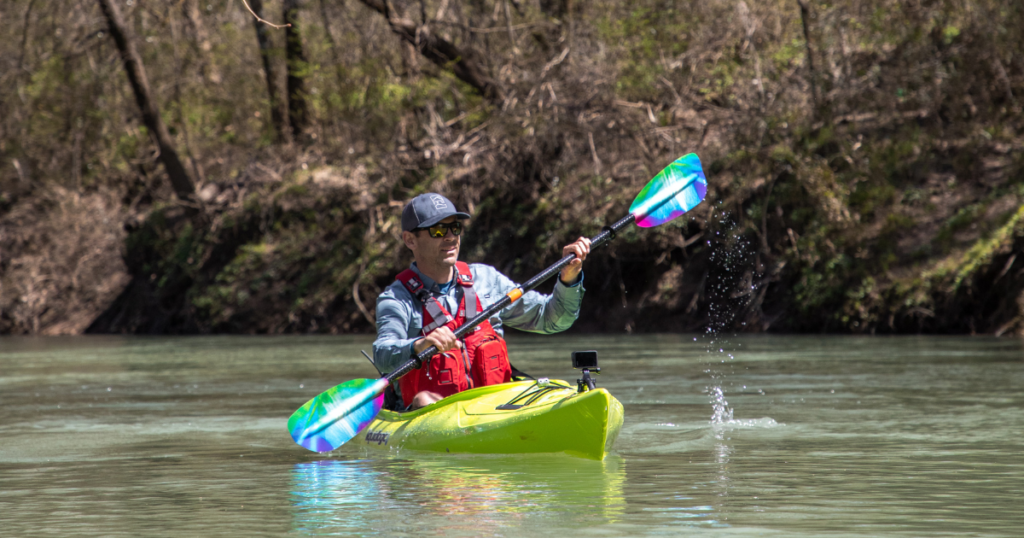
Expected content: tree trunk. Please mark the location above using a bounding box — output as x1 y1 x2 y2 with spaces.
97 0 196 201
249 0 289 143
797 0 829 121
359 0 504 103
283 0 310 139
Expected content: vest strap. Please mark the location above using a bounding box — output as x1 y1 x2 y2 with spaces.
422 300 452 334
396 268 454 334
455 261 474 285
396 264 483 335
454 262 478 319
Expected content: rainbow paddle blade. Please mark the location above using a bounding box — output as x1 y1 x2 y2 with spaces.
288 378 388 452
629 153 707 227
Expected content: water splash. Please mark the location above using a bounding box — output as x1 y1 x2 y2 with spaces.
699 206 761 425
709 386 734 424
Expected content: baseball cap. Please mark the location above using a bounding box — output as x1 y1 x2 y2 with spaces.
401 193 471 232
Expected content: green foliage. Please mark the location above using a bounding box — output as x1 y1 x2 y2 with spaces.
934 204 1024 290
849 180 896 220
934 203 984 253
942 25 961 45
598 4 693 102
772 39 806 71
793 248 852 320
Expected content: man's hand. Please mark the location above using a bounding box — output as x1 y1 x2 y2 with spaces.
559 237 591 284
413 326 458 356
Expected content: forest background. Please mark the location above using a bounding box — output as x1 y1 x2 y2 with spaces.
3 0 1024 337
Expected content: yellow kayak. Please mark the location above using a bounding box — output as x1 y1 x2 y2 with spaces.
358 380 624 460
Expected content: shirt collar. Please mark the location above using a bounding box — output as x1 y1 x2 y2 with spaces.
409 262 455 294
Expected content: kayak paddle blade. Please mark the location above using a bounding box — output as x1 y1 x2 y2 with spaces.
288 378 388 452
629 153 707 227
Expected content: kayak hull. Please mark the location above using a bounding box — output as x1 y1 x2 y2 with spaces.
359 380 623 460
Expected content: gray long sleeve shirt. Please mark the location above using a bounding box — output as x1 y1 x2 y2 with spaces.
372 262 585 375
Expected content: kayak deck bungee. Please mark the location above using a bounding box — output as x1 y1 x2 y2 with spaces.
359 380 624 460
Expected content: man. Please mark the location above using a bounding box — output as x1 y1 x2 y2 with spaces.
373 193 590 410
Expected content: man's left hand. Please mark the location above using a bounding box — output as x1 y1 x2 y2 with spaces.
559 237 591 284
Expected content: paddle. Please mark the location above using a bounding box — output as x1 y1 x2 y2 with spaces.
288 152 708 452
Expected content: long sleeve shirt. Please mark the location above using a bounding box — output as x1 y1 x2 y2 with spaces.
372 262 585 375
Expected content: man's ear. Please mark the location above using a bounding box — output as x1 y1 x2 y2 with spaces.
402 230 417 251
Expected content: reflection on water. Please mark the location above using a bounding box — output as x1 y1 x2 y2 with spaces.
291 461 383 535
289 455 626 536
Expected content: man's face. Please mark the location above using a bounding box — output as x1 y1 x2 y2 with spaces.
404 216 461 270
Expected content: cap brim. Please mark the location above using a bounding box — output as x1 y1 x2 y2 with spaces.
418 211 471 228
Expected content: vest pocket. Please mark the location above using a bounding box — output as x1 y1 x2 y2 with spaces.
470 337 512 387
432 353 459 385
398 351 468 407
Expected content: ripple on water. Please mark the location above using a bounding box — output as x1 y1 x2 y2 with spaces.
1 334 1023 537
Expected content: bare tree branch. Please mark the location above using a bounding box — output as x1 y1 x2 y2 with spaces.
358 0 504 102
241 0 291 29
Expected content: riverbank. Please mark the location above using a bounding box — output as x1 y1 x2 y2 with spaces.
3 0 1023 335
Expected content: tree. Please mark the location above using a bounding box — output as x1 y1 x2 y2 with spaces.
96 0 196 201
283 0 310 138
249 0 289 142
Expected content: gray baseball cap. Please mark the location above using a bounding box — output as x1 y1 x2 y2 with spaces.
401 193 471 232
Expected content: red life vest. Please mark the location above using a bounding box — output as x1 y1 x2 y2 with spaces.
395 262 512 407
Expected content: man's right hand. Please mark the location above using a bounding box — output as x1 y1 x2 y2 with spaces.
413 326 458 355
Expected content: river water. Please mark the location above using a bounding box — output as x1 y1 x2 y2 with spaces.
1 334 1021 536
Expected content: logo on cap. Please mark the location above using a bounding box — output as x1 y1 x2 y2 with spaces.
430 195 448 210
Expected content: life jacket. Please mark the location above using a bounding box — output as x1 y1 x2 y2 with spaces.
395 262 512 408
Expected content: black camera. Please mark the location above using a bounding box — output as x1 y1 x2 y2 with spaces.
571 350 598 369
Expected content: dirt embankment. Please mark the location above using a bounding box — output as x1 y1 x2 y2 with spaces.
1 186 129 334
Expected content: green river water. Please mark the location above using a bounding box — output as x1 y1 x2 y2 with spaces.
1 334 1021 536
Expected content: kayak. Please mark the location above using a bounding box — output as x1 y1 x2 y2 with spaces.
358 379 624 460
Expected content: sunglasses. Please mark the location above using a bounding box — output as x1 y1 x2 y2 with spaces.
420 221 464 238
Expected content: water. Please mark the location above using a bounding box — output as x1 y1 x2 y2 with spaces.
1 334 1022 536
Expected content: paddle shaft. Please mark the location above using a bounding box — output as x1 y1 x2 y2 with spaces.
384 212 636 384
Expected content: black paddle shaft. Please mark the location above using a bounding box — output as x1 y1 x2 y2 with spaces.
384 213 636 384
